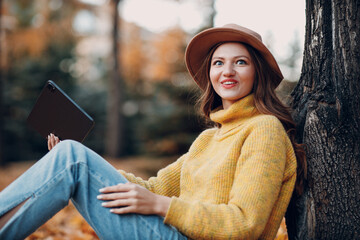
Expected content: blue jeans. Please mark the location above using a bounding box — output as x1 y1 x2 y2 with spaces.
0 140 187 240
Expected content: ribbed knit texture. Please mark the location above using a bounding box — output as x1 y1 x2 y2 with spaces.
119 94 297 240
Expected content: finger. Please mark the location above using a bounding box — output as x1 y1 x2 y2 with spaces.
47 135 51 150
99 183 134 193
49 134 54 148
48 134 56 150
101 199 135 208
97 192 134 201
110 206 135 215
50 134 59 148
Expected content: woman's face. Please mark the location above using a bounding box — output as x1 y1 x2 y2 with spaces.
209 42 255 110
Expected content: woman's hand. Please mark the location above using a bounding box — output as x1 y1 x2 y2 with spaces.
97 182 171 217
47 133 60 151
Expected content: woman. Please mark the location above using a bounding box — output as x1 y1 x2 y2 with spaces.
0 24 306 240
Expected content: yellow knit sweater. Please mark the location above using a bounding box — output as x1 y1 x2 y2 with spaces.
119 94 297 240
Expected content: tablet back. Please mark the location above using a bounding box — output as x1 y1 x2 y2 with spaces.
27 80 95 142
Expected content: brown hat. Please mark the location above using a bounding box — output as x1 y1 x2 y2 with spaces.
185 24 283 90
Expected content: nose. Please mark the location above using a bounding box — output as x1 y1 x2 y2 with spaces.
223 63 235 76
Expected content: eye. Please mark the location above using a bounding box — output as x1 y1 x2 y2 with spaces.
236 59 246 65
213 60 223 66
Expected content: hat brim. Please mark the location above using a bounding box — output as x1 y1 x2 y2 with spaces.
185 26 283 90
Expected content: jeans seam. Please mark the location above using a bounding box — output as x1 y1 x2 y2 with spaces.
71 162 103 236
33 159 90 198
33 164 74 197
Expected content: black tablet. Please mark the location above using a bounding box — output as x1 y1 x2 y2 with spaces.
27 80 95 142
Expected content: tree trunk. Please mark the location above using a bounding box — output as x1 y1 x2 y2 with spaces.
0 0 4 165
105 0 125 157
287 0 360 239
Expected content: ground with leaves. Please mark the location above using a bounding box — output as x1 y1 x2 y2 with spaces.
0 157 288 239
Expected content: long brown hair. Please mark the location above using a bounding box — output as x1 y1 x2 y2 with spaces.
195 42 307 195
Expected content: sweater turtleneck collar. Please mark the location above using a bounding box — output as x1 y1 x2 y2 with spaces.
210 94 259 135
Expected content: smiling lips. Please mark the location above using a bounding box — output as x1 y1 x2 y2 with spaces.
221 79 238 88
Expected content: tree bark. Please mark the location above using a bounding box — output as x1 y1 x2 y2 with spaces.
287 0 360 239
105 0 125 157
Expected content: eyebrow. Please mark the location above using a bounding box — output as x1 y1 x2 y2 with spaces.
212 55 251 60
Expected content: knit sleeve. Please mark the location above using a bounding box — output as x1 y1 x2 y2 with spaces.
164 117 291 239
118 153 187 197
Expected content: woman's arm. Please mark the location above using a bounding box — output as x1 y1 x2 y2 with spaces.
95 153 189 217
118 153 188 196
95 149 189 217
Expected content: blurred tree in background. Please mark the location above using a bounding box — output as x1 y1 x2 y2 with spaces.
105 0 124 158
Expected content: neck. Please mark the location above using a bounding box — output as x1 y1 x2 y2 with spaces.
210 94 258 135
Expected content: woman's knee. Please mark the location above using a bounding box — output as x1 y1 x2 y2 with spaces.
55 139 82 150
50 140 106 175
50 140 86 164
